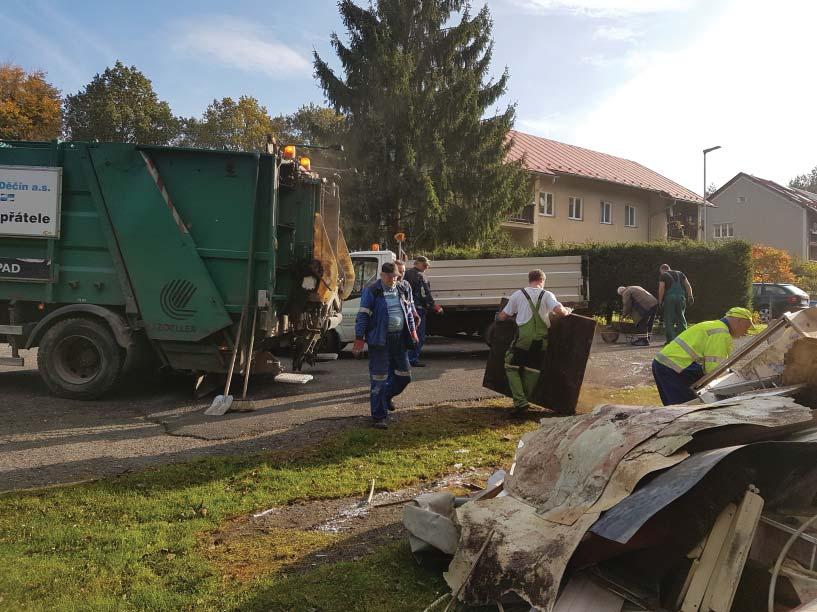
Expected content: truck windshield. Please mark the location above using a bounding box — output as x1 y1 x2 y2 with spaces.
351 258 379 297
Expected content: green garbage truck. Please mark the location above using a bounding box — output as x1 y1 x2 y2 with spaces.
0 140 354 399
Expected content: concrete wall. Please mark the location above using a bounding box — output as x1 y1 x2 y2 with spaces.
533 174 655 243
708 176 807 259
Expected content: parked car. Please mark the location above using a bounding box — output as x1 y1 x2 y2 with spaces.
751 282 811 322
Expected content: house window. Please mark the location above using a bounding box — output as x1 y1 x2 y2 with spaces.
600 201 612 224
568 197 583 220
539 192 554 216
625 205 636 227
713 223 734 239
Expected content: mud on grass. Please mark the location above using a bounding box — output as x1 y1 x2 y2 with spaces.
205 470 489 584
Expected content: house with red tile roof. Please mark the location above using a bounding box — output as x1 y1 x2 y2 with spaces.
708 173 817 261
502 130 704 246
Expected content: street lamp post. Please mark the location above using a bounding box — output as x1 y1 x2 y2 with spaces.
702 145 722 241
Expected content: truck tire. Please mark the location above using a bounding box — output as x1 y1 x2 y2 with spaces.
38 317 124 400
317 329 341 354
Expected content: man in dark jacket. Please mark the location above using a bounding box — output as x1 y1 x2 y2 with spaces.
403 256 443 367
658 264 694 343
353 262 419 429
618 285 659 346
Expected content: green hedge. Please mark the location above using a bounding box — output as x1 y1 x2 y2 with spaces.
427 240 753 322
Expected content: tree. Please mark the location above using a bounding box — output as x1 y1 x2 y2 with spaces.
751 244 795 283
705 182 718 199
0 63 61 141
789 166 817 194
314 0 529 248
182 96 282 152
63 61 179 144
282 103 346 147
792 259 817 295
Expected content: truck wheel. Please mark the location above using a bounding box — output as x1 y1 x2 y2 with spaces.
317 329 341 354
38 317 124 400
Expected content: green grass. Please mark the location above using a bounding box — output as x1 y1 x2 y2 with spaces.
0 404 534 611
0 388 660 611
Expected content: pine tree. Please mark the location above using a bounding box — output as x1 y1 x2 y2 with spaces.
314 0 528 249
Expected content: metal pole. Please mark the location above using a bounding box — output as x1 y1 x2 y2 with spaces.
703 151 707 242
702 145 722 242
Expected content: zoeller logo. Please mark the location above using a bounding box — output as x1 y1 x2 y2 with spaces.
160 279 198 320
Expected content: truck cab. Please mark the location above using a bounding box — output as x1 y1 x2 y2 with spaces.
336 250 395 347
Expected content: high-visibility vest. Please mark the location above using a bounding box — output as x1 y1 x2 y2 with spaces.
654 319 733 374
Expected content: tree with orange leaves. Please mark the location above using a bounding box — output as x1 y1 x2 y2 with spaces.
751 244 796 283
0 63 61 141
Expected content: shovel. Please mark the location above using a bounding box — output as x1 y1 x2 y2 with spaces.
205 306 246 416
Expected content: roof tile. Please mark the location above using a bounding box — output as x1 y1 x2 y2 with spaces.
507 130 703 204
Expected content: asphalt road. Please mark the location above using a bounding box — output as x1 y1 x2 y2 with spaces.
0 335 658 492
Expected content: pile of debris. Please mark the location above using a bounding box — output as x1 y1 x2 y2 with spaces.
407 309 817 611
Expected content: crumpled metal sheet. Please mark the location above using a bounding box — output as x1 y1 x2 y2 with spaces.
589 446 736 544
505 403 704 517
591 433 817 544
444 496 602 610
656 396 809 438
446 397 817 611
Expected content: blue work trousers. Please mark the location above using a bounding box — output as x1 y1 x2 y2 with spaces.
652 359 702 406
369 332 412 420
408 307 427 365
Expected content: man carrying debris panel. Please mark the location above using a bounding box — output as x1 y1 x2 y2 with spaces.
658 263 694 343
497 269 572 413
652 306 758 405
403 256 443 367
353 261 419 429
618 285 659 346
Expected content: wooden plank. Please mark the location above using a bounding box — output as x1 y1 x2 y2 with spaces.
680 503 737 612
703 489 764 612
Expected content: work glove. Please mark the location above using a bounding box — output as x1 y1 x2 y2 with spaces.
352 339 366 358
411 330 419 345
432 304 443 315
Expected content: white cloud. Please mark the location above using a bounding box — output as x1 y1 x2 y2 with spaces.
174 17 311 78
593 24 638 41
580 49 651 69
501 0 696 17
571 0 817 193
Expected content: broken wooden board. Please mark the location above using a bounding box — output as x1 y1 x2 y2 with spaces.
482 313 596 415
702 488 764 612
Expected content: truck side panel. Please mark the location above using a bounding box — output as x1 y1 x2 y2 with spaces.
425 256 587 308
88 145 232 342
0 142 126 308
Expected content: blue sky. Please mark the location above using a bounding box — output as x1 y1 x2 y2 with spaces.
2 0 813 194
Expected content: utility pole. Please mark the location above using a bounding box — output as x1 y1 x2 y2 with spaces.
702 145 722 241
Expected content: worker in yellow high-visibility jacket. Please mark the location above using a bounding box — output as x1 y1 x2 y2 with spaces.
652 307 759 405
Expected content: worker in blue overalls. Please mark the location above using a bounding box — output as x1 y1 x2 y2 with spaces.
353 261 419 429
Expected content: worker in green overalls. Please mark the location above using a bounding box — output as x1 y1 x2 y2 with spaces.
497 269 572 413
658 263 694 344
